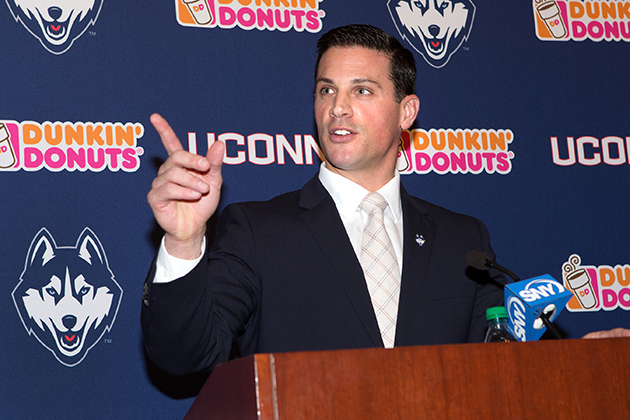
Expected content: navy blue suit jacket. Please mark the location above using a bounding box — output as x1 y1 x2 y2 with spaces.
142 175 504 375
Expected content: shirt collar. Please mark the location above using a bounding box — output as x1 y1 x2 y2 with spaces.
318 162 402 221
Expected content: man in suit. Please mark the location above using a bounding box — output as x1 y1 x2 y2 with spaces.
141 24 506 375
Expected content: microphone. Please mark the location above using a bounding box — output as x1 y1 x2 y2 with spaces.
466 251 571 341
466 250 520 283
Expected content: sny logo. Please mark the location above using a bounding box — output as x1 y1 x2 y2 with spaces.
387 0 475 68
5 0 105 54
12 228 122 367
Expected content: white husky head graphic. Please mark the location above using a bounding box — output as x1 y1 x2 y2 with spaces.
12 227 122 367
5 0 104 54
388 0 475 68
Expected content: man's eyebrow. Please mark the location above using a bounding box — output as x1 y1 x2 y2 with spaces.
315 77 381 86
350 78 380 86
315 77 334 85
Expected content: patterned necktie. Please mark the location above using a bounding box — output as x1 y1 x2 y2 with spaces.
359 192 401 348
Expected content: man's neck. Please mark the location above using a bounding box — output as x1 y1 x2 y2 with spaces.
323 161 396 192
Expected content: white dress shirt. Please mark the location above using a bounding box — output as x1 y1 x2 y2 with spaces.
318 162 404 274
153 162 404 283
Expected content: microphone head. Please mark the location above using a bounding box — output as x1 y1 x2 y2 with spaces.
466 250 491 270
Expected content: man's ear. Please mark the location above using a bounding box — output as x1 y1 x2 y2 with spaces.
400 94 420 130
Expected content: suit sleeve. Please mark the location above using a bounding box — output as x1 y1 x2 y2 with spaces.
466 218 506 343
141 204 261 375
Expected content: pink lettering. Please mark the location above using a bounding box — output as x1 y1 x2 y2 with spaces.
290 9 305 30
572 21 587 39
45 147 65 170
122 148 139 171
482 152 496 172
414 152 431 172
256 7 273 29
274 9 291 29
496 152 511 172
305 10 320 32
237 7 256 27
588 20 604 38
432 152 449 172
24 147 43 168
88 148 105 168
602 289 617 309
219 6 237 26
105 148 122 170
450 152 467 172
66 147 86 170
467 153 483 172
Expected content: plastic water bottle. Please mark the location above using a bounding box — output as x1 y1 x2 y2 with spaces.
484 306 517 343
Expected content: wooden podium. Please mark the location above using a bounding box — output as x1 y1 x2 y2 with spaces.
183 338 629 419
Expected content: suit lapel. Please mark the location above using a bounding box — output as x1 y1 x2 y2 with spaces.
298 176 383 347
395 186 437 346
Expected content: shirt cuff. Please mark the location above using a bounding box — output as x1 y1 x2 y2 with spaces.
153 236 206 283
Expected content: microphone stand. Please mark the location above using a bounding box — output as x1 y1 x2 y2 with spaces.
538 310 564 340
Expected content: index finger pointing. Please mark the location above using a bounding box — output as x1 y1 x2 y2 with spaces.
150 113 184 156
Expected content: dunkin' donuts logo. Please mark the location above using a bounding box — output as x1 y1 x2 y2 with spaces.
396 128 515 175
175 0 325 33
0 120 145 172
563 254 630 312
534 0 630 42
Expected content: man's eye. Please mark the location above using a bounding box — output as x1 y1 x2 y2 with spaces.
319 87 334 95
356 88 371 95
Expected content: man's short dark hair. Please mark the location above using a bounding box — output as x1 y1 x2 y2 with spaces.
316 24 417 103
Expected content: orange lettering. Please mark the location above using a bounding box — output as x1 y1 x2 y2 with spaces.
599 267 615 287
22 123 42 145
413 131 430 150
570 1 584 18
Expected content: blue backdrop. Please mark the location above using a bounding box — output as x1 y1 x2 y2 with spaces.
2 1 628 418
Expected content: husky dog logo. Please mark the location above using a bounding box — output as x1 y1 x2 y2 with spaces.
12 227 122 367
5 0 105 54
387 0 476 68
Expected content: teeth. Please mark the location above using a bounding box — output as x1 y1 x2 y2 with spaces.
334 130 351 136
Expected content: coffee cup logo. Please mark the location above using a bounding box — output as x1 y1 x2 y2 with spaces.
0 123 17 169
563 254 597 309
535 0 567 39
183 0 213 25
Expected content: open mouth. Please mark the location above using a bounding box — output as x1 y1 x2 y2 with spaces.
45 20 68 40
37 7 74 44
425 36 446 55
328 128 357 142
54 325 84 353
61 332 80 349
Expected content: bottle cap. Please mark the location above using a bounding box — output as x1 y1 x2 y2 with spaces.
486 306 508 321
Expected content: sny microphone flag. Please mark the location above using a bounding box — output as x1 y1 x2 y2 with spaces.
505 274 572 341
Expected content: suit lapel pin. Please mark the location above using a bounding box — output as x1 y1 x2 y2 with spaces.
415 234 426 247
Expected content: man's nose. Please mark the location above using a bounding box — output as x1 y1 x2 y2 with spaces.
329 92 352 118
